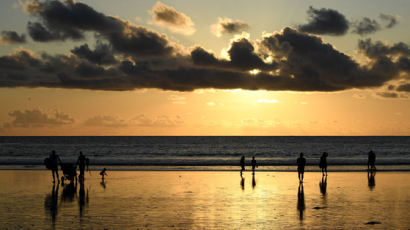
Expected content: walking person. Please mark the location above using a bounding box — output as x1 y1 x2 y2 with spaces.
319 152 328 176
45 150 61 183
297 153 306 182
368 150 376 172
77 151 89 181
251 156 258 175
240 155 245 177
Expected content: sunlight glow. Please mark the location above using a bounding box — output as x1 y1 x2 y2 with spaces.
249 69 261 75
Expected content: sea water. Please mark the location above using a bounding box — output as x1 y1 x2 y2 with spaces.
1 136 409 170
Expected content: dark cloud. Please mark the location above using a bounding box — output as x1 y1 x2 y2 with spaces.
3 109 74 128
71 43 117 65
351 17 381 36
25 0 175 57
396 83 410 92
1 1 408 95
1 31 26 44
260 27 400 90
357 39 410 95
191 38 277 71
28 21 83 42
211 18 249 37
298 6 349 35
380 14 398 28
358 39 410 61
149 1 195 35
376 92 399 98
1 27 408 92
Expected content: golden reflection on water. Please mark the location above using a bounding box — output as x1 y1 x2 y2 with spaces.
0 170 409 229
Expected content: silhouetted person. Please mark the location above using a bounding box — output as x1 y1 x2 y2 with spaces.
368 170 376 190
77 151 88 181
319 152 328 176
240 155 245 176
47 150 61 183
252 173 256 189
240 177 245 190
319 175 327 196
297 182 305 221
251 156 258 175
100 168 107 181
368 150 376 172
44 183 59 224
297 153 306 182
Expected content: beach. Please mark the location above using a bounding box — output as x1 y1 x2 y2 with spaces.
0 170 409 229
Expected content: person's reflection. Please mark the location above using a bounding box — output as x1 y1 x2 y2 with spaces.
78 180 89 217
100 178 107 190
240 175 245 190
252 173 256 189
368 170 376 190
297 182 305 221
319 175 327 197
44 183 59 224
61 180 77 203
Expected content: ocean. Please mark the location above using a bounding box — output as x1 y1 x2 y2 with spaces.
0 136 409 171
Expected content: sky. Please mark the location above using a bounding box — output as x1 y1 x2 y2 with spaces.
0 0 410 136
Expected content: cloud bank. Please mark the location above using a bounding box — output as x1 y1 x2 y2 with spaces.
3 109 74 128
0 1 409 96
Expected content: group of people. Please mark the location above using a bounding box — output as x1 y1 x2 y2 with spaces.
240 150 377 182
240 155 258 177
45 150 107 183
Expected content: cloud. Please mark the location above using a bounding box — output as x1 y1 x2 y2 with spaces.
1 31 26 45
149 1 195 35
71 42 117 65
3 109 74 128
358 39 410 58
211 17 249 37
351 17 381 36
0 1 409 96
24 0 175 58
84 115 128 127
396 83 410 92
84 114 183 128
379 13 398 28
297 6 397 36
191 38 277 71
298 6 349 35
376 92 399 98
131 114 183 127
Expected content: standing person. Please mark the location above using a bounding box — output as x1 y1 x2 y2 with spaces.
240 155 245 176
77 151 88 181
297 153 306 182
368 150 376 171
251 156 258 174
319 152 328 176
46 150 61 183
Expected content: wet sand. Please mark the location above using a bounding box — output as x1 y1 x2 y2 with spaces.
0 170 409 229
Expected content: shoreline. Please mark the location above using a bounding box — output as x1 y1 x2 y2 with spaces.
1 164 410 172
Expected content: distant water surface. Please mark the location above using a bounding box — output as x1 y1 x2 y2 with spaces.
0 136 409 170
